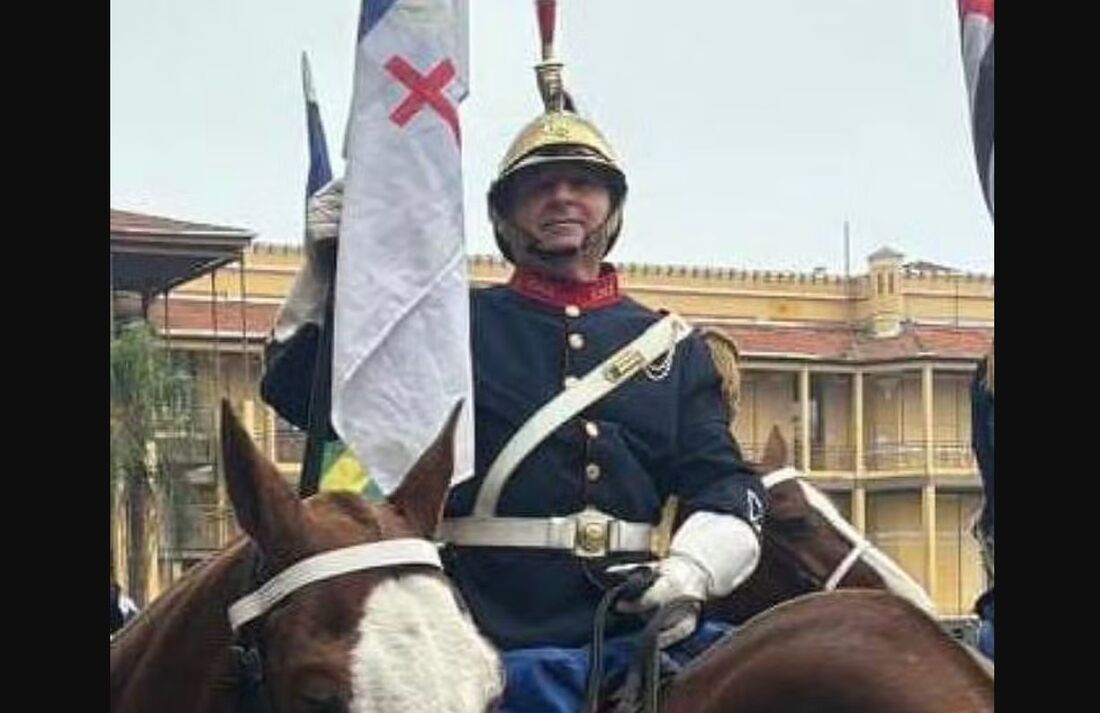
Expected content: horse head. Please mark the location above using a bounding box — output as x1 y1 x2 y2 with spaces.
112 401 503 713
221 399 503 713
709 426 936 623
220 399 503 713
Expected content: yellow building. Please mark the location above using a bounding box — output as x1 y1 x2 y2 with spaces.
148 240 993 615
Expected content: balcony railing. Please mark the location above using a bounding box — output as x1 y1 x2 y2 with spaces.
810 445 856 472
740 439 977 473
864 442 927 472
932 441 976 470
151 409 217 464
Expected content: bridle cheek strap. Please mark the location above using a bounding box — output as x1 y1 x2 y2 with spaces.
823 539 871 591
760 466 871 591
227 538 442 632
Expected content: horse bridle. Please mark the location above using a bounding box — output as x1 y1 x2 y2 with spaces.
227 538 444 713
760 468 871 592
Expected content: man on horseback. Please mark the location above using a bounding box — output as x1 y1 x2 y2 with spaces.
262 37 765 713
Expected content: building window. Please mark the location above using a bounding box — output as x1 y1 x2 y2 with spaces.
888 273 895 294
877 273 884 295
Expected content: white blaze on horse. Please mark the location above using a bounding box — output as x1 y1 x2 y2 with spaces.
111 402 991 713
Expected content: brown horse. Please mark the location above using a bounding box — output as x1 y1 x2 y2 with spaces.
112 404 990 713
663 590 993 713
708 427 935 624
110 401 503 713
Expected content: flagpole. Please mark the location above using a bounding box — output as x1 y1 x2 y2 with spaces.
298 283 336 497
297 50 336 498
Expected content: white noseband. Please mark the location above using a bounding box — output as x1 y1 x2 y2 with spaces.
228 538 443 632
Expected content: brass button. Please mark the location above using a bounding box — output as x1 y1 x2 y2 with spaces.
578 522 607 553
564 304 581 318
584 421 600 439
585 463 602 481
568 333 586 350
563 375 580 389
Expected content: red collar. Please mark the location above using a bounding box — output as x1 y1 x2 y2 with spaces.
508 264 622 310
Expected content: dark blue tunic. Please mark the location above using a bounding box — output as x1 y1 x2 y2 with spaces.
262 283 764 650
449 286 762 649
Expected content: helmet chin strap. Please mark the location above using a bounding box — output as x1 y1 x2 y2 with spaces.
509 226 608 277
503 207 618 272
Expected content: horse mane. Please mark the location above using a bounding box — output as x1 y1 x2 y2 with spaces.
110 537 254 711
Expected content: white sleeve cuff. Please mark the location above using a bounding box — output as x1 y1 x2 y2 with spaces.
670 511 761 598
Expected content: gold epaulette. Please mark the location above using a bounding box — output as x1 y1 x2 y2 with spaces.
701 328 742 425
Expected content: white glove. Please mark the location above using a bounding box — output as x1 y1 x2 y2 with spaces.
614 512 761 648
272 177 344 342
305 177 344 249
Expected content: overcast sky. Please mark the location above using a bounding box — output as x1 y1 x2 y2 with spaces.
111 0 993 275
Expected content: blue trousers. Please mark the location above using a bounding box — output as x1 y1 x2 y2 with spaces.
499 620 732 713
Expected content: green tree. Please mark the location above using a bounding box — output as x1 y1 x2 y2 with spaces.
110 320 195 606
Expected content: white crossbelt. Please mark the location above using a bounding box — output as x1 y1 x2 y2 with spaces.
471 312 692 517
440 313 692 558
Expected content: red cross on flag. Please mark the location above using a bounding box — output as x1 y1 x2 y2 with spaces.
333 0 473 494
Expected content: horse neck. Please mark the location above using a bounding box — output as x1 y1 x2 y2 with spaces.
665 592 993 713
110 538 253 713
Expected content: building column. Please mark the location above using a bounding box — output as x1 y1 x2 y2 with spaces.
265 406 277 462
851 370 866 532
922 364 935 476
799 366 811 472
243 398 257 441
922 482 938 603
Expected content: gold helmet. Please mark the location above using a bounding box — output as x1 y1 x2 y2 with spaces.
488 46 628 261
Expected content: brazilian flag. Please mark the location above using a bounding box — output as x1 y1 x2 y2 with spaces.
319 440 384 501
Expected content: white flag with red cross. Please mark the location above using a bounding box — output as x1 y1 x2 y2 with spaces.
332 0 474 494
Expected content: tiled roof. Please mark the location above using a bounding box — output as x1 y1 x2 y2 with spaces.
721 324 854 359
111 209 252 237
709 322 991 362
153 291 992 362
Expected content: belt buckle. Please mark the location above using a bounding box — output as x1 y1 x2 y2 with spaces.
573 508 612 558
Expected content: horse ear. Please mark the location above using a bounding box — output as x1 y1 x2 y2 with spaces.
220 399 306 561
388 400 463 538
761 425 788 472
